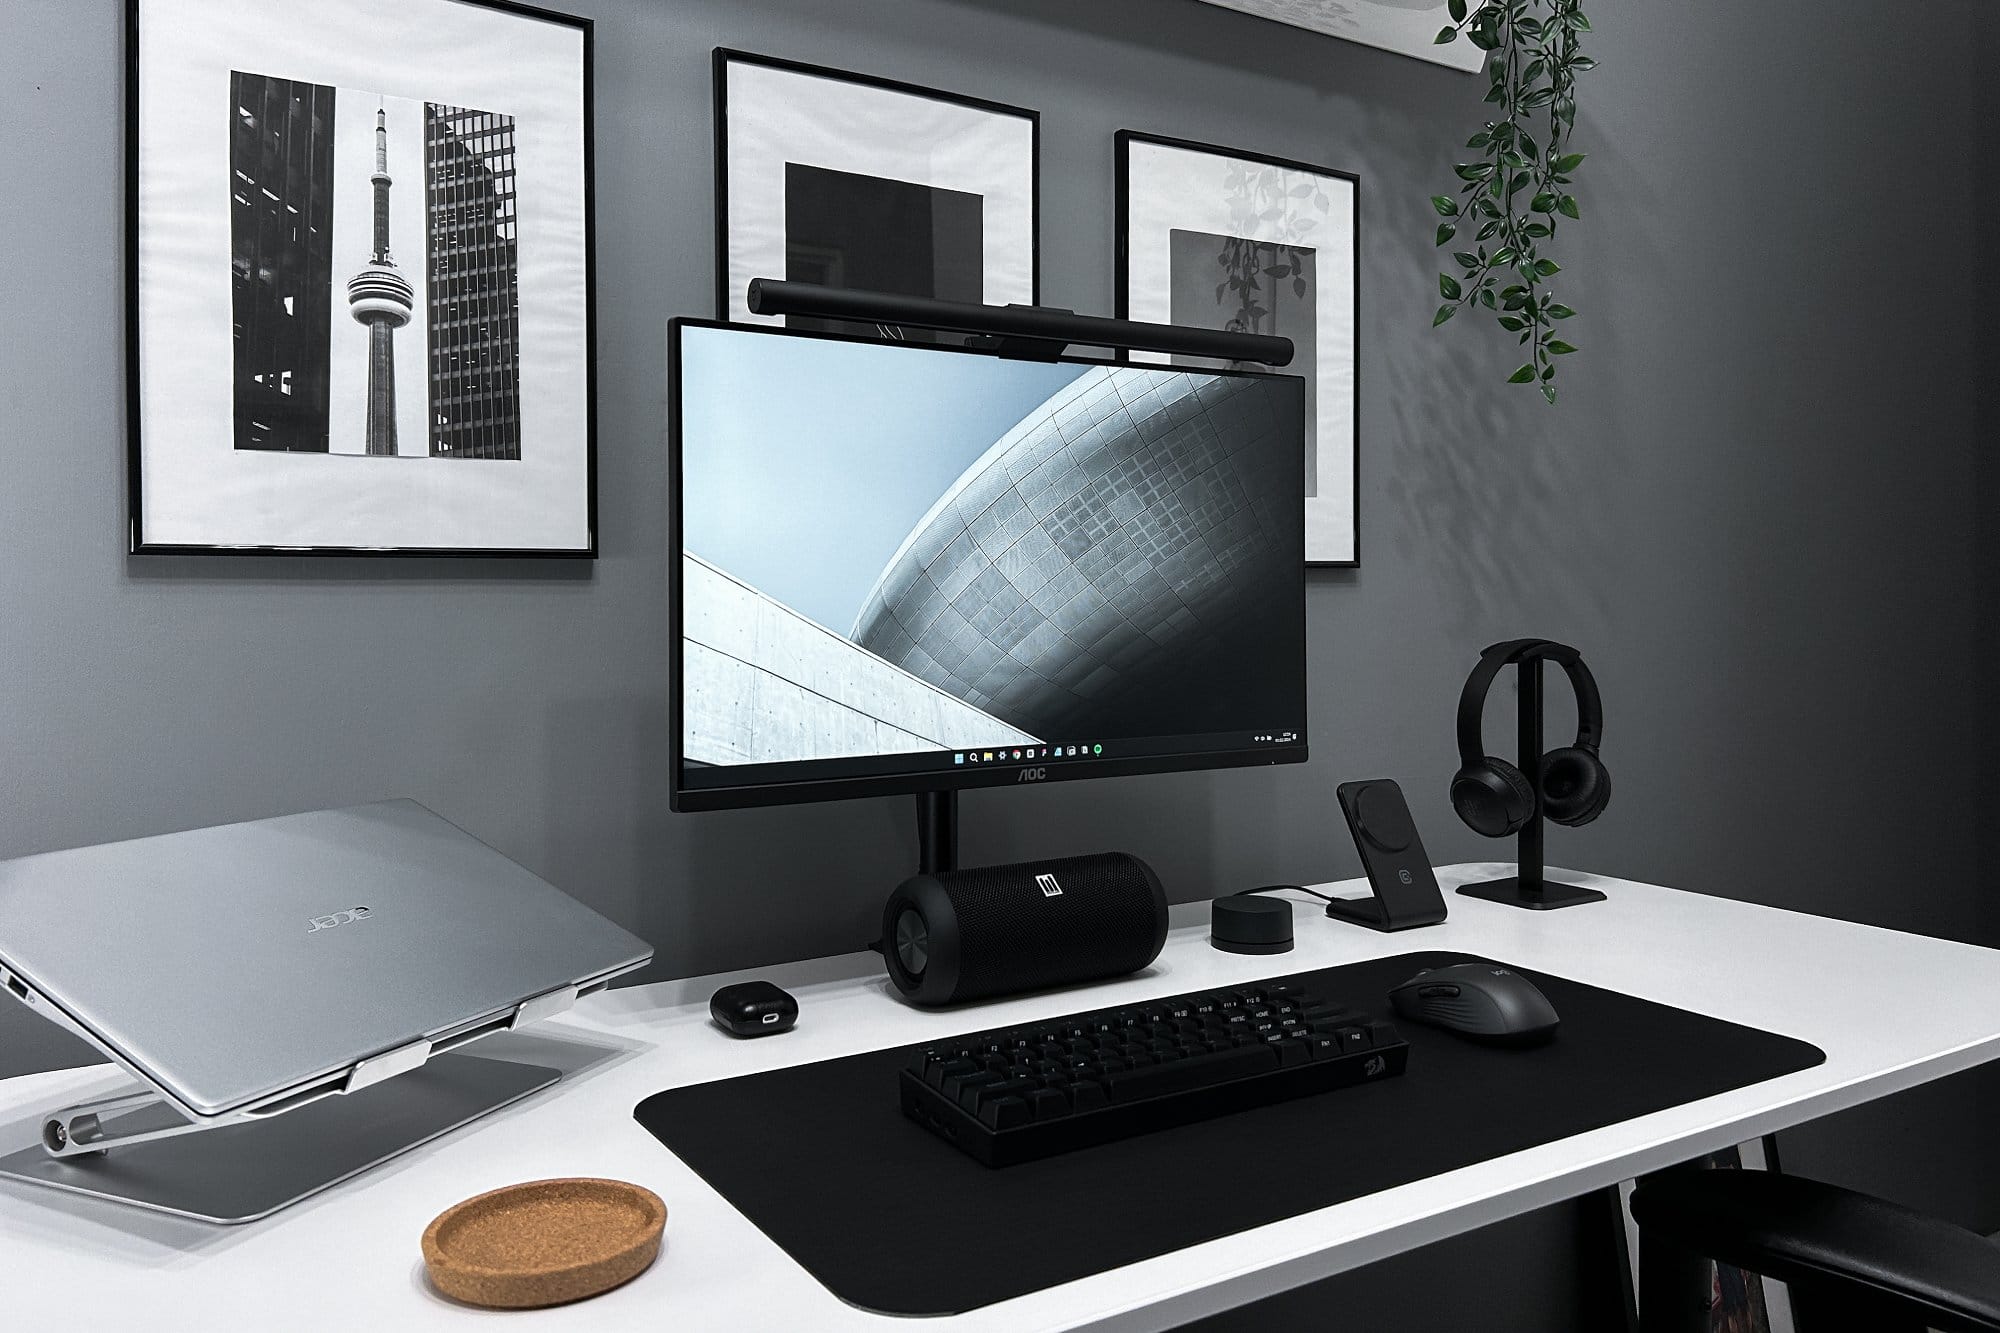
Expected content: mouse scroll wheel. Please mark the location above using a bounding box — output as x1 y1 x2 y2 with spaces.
1418 984 1461 998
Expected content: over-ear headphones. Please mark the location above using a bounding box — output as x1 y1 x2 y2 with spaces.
1451 639 1611 838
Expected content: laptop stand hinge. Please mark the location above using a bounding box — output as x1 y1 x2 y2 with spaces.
511 984 579 1030
345 1038 433 1093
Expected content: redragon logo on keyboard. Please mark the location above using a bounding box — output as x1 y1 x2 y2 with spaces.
1035 873 1064 898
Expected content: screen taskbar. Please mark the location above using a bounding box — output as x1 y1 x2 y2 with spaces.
678 728 1304 790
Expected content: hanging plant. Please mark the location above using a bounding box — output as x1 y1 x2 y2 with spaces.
1429 0 1595 403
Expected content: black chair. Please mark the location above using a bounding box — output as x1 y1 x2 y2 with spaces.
1629 1167 2000 1332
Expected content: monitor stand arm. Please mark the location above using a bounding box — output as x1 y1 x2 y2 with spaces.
916 790 959 875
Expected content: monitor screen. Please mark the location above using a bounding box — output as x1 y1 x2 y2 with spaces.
670 320 1308 810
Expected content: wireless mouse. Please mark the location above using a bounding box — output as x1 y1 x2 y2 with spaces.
1389 962 1559 1044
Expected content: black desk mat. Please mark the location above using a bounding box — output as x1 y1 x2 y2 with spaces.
634 952 1824 1316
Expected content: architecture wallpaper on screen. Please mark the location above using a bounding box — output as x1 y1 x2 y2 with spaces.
676 325 1306 791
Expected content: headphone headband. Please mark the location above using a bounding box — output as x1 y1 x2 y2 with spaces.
1455 639 1604 766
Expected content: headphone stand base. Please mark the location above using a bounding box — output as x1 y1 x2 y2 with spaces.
1456 875 1607 910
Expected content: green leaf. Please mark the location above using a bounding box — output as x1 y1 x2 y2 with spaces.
1569 55 1598 72
1435 24 1458 43
1546 303 1577 319
1542 383 1558 404
1435 223 1457 246
1431 195 1461 217
1467 130 1493 149
1507 364 1537 384
1569 11 1592 30
1475 220 1502 241
1448 0 1468 20
1554 152 1587 173
1523 222 1553 238
1440 273 1462 300
1497 315 1527 332
1453 250 1481 270
1455 163 1494 181
1433 304 1458 327
1492 246 1520 267
1480 288 1498 309
1535 257 1562 277
1557 194 1581 219
1547 340 1578 354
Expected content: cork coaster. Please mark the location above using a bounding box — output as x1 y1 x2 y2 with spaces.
422 1178 666 1309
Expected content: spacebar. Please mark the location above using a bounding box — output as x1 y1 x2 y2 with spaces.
1102 1044 1279 1103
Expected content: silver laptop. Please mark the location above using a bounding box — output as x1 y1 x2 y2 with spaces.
0 800 652 1122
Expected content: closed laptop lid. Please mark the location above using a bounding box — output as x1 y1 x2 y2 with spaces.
0 800 652 1117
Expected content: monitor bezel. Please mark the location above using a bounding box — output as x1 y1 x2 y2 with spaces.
668 316 1310 814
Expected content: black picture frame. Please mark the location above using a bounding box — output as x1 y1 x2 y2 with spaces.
126 0 598 558
712 48 1041 330
1116 130 1361 568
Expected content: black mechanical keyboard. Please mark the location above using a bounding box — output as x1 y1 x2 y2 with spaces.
899 980 1410 1166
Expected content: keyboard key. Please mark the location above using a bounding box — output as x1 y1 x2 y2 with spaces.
1069 1079 1108 1112
929 1058 979 1089
980 1095 1032 1130
1027 1088 1070 1120
1272 1038 1312 1067
950 1072 1007 1109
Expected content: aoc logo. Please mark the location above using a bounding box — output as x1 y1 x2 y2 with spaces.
1017 768 1047 782
307 907 373 935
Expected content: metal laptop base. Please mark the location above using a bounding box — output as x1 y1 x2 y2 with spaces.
0 1053 556 1225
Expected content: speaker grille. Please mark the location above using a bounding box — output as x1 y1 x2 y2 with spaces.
940 852 1166 1002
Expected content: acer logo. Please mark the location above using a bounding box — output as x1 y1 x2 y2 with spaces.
1017 767 1047 782
307 907 372 934
1036 873 1064 898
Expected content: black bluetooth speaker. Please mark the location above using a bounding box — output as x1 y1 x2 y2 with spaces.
880 852 1170 1006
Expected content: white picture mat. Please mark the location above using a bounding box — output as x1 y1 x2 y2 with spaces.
136 0 591 551
722 58 1036 322
1191 0 1489 73
1124 137 1357 563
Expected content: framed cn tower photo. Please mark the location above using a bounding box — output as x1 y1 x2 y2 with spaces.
127 0 596 556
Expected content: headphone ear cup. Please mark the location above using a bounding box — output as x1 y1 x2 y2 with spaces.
1451 759 1536 838
1539 747 1611 827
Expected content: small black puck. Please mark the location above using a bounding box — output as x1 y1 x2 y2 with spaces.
1210 893 1295 954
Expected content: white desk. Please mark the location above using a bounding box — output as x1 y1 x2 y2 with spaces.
5 864 2000 1331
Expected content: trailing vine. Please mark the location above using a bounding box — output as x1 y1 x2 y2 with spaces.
1430 0 1595 403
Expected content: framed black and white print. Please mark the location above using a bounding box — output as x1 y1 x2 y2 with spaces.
1118 132 1358 566
128 0 596 555
1612 1137 1798 1333
715 50 1038 341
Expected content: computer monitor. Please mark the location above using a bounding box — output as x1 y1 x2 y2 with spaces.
668 318 1308 815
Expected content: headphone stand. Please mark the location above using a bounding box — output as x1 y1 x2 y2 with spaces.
1455 654 1607 910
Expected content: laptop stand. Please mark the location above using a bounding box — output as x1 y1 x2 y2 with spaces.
0 1053 556 1224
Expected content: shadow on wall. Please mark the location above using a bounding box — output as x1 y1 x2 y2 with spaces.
539 693 916 981
935 0 1645 629
1380 97 1662 630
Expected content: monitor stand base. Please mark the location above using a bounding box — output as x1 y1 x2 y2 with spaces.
0 1053 556 1225
1456 875 1608 910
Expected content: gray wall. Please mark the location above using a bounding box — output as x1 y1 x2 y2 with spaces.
1 0 1990 1325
